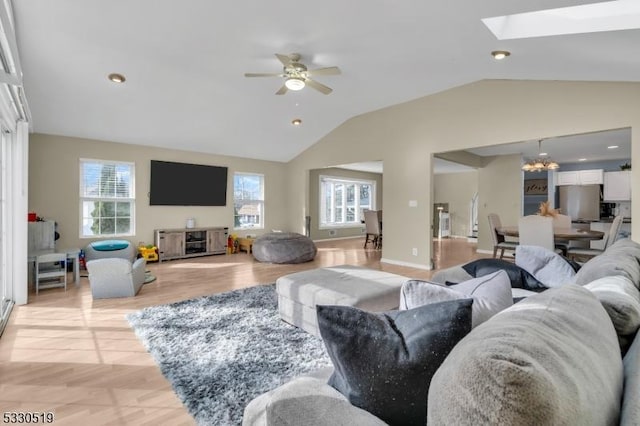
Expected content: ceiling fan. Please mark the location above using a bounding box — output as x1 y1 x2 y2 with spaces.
244 53 341 95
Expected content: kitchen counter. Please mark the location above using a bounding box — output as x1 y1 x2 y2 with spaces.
598 217 632 223
572 218 631 224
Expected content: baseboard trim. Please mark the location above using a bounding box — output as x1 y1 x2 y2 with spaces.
477 248 514 259
312 235 363 243
381 257 433 271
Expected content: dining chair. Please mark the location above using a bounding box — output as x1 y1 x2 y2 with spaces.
518 215 562 254
35 252 67 294
364 210 382 249
567 215 623 261
552 214 572 255
488 213 518 259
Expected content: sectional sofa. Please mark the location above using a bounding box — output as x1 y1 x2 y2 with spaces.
243 239 640 425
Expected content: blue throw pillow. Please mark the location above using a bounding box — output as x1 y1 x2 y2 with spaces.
316 299 473 426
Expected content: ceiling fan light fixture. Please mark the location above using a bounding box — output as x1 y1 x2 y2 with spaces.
491 50 511 60
285 77 305 91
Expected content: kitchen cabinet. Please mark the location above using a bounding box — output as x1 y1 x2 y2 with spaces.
556 171 579 186
556 169 603 185
577 169 604 184
603 171 631 201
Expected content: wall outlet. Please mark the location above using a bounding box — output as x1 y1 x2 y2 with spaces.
409 200 418 207
328 229 337 236
412 248 418 256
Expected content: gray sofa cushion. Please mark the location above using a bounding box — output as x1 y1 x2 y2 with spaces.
427 284 623 426
400 270 512 328
317 300 472 426
622 332 640 426
585 276 640 343
242 370 386 426
574 238 640 287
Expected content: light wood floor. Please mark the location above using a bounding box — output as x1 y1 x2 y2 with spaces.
0 237 485 425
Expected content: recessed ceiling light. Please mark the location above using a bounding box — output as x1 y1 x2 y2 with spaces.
491 50 511 60
108 73 126 83
607 145 619 149
578 158 587 162
291 118 302 126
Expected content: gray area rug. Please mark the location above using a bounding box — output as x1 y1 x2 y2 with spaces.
126 284 331 425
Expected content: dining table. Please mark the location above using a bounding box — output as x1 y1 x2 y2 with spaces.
497 226 605 241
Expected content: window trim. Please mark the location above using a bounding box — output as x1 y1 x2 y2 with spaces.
233 171 265 231
79 158 136 238
319 175 376 229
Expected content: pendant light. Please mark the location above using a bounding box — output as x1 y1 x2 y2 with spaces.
522 139 559 172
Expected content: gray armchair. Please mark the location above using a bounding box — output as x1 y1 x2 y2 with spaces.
86 257 146 299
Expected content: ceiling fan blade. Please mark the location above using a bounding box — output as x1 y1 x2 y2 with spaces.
275 85 288 95
275 53 291 65
305 78 333 95
244 72 284 78
308 66 341 76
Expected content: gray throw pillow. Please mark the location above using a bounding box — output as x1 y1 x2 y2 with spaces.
316 299 472 426
515 245 576 288
400 270 512 328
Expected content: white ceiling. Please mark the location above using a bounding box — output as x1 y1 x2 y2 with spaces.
466 128 631 163
336 159 476 175
12 0 640 162
337 127 631 175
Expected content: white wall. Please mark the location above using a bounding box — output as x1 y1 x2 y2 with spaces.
29 134 289 250
476 155 523 252
286 80 640 269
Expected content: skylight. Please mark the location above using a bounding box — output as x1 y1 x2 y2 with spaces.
483 0 640 40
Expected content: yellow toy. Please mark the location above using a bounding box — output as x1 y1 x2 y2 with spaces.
138 244 159 262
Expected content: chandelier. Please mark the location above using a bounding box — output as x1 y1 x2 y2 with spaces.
522 139 559 172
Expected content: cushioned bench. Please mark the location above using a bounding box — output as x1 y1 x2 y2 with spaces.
276 265 409 336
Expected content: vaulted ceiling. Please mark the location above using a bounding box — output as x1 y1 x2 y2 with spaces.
13 0 640 162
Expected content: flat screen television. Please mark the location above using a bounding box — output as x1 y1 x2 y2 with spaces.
150 160 228 206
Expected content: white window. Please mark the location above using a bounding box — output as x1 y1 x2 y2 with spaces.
79 159 135 238
234 173 264 229
320 176 375 227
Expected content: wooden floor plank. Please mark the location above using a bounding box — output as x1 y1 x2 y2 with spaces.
0 237 484 425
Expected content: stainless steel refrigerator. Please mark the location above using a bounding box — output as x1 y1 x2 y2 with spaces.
558 185 601 221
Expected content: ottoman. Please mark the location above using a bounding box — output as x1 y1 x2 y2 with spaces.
253 232 317 264
276 265 410 336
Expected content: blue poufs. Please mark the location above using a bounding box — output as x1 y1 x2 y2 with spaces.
252 232 317 264
85 239 135 262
